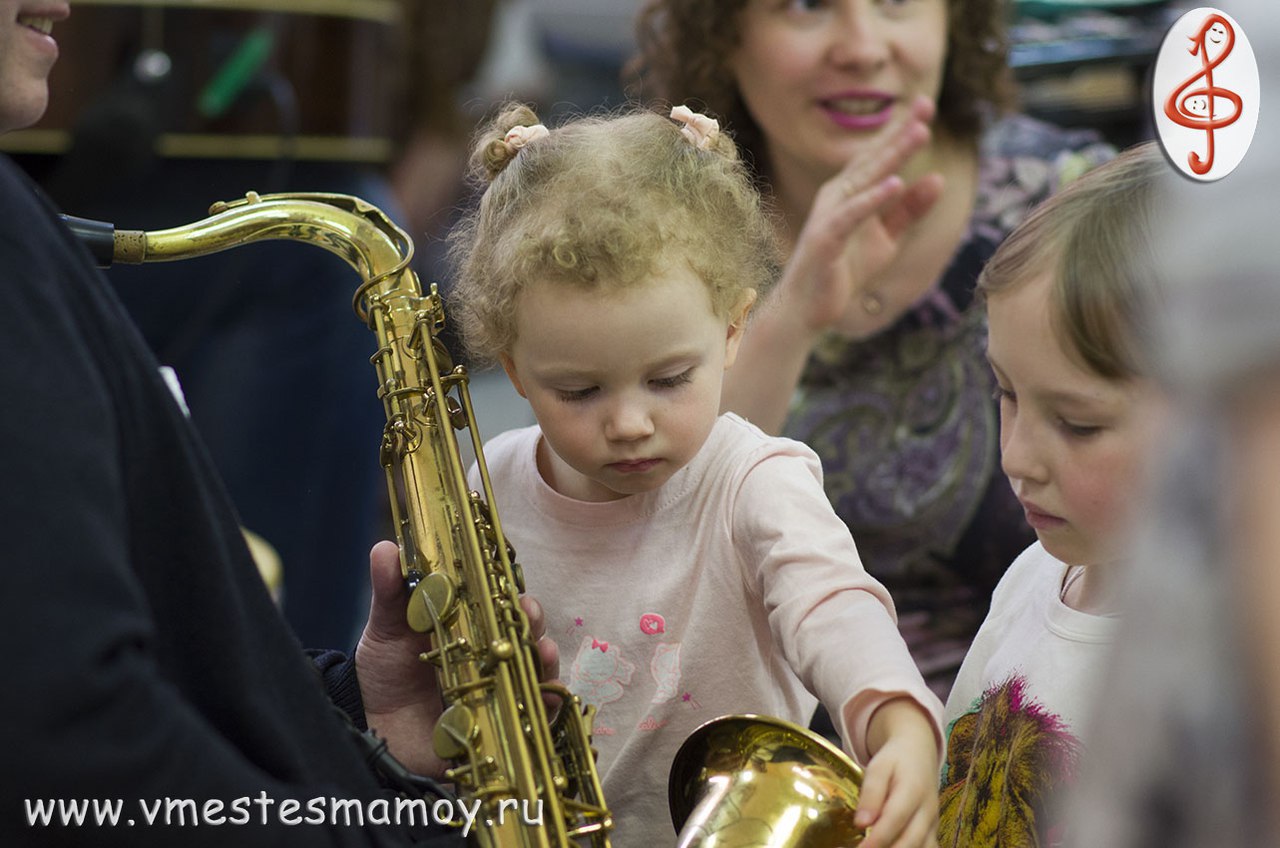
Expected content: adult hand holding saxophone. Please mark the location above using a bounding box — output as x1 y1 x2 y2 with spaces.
357 540 561 778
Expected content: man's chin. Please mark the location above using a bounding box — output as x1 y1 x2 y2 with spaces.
1 86 51 135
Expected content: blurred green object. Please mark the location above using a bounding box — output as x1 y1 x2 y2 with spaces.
198 27 275 120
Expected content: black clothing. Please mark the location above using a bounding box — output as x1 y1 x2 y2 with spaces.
0 154 448 847
35 155 394 650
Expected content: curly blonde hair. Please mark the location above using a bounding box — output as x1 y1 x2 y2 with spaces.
447 102 782 364
628 0 1016 184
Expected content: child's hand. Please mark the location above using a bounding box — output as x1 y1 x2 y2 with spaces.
853 697 941 848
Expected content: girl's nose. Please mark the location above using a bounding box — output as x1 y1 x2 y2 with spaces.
1000 412 1048 486
604 399 655 442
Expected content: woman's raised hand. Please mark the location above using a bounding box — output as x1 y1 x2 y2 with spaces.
721 96 944 433
784 95 943 339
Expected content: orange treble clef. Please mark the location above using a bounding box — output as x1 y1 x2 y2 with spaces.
1164 13 1243 175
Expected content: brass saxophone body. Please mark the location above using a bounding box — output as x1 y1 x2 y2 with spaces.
102 191 613 848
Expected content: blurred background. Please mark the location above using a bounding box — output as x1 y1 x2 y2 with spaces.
0 0 1193 648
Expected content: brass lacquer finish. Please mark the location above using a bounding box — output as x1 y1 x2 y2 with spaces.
669 715 865 848
110 191 612 848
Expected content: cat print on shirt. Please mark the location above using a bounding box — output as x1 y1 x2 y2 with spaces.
568 635 636 712
567 612 701 735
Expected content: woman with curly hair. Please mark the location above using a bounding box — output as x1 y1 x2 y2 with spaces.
631 0 1116 699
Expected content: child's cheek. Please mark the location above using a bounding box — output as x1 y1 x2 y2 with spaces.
1078 450 1146 553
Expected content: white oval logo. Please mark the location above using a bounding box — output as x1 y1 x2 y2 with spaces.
1152 7 1260 181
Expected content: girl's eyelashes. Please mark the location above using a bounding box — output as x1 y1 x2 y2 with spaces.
556 386 598 403
1059 420 1103 438
553 368 694 402
991 378 1107 437
782 0 826 12
651 369 695 390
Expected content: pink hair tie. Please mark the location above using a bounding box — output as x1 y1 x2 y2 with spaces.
670 105 720 150
503 123 550 153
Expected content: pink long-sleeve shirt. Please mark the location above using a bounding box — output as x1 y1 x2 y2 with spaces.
473 413 942 846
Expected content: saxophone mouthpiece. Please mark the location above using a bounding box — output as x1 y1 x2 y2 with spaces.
59 214 148 267
59 214 117 268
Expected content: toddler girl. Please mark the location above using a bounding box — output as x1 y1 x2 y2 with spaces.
448 103 944 848
938 142 1169 845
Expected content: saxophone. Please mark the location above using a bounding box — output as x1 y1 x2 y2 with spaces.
69 191 612 848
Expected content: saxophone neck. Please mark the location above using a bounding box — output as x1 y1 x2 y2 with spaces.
65 191 412 281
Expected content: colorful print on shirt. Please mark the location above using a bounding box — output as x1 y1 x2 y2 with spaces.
567 634 635 717
565 610 703 736
939 673 1080 847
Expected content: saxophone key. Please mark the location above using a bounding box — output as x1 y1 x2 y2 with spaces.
407 571 458 633
434 703 479 760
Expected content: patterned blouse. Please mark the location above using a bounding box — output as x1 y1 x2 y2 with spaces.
785 115 1115 699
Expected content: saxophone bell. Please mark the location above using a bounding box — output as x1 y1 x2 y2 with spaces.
669 714 866 848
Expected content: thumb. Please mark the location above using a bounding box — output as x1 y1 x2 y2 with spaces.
365 540 409 641
855 761 890 830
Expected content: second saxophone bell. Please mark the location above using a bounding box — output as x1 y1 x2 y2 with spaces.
669 714 866 848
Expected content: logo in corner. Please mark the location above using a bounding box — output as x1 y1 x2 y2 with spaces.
1152 7 1259 181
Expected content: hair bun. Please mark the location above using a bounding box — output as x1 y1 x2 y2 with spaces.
473 102 544 181
670 105 719 150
